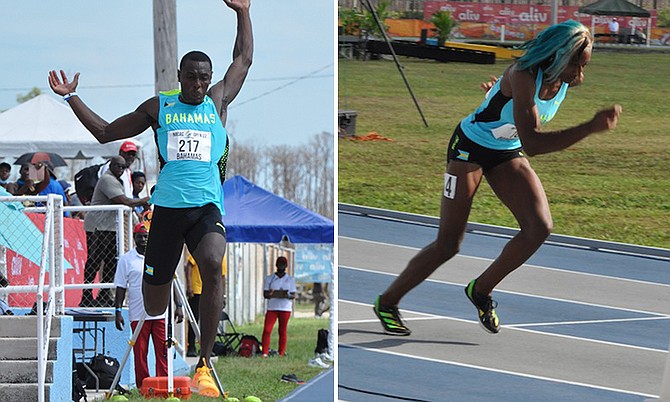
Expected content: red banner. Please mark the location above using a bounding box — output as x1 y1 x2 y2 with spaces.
424 1 657 40
6 213 88 307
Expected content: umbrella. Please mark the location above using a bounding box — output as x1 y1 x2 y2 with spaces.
14 152 67 167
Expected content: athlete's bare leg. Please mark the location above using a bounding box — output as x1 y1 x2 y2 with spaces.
474 157 552 296
142 282 173 317
191 232 227 368
380 161 483 307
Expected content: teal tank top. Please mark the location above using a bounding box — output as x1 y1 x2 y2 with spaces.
459 69 568 150
151 90 228 213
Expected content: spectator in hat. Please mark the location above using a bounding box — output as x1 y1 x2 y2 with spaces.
0 162 11 189
81 156 150 307
99 140 138 198
262 256 296 357
6 163 49 196
34 160 70 216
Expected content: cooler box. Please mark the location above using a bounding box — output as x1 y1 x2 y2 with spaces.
140 376 192 399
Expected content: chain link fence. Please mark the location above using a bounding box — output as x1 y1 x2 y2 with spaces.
0 195 132 312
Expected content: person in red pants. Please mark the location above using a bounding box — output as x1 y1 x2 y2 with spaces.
261 256 296 357
114 223 183 387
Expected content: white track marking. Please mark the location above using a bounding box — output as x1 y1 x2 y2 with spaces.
339 300 669 353
339 343 659 399
340 264 670 318
339 236 670 288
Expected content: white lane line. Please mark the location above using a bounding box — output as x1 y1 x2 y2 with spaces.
339 236 670 288
338 300 668 353
508 315 670 328
339 343 659 399
340 264 670 318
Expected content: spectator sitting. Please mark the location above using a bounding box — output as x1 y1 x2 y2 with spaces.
34 160 70 216
99 141 138 198
0 162 11 189
60 180 86 220
6 163 49 196
131 171 149 220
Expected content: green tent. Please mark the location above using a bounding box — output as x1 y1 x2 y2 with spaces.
579 0 650 17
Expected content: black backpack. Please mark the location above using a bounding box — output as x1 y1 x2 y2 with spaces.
315 329 329 354
74 163 103 205
85 354 119 389
238 335 262 357
72 357 87 402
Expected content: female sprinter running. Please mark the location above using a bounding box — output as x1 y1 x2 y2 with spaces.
374 20 622 335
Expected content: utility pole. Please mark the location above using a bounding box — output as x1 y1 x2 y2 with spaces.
153 0 178 94
150 0 178 184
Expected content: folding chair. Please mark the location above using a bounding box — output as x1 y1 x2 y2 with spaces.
215 310 244 356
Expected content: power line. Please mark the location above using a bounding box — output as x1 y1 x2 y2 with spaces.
232 63 334 108
0 72 333 93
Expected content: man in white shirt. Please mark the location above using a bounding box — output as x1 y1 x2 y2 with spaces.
608 18 619 35
262 256 296 357
114 223 183 387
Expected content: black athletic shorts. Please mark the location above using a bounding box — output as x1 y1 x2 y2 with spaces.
143 203 226 286
447 125 525 172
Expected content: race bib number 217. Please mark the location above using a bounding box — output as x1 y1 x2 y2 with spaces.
167 130 211 162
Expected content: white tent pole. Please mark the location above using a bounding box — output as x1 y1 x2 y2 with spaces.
551 0 558 25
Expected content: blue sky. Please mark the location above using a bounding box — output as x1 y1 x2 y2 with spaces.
0 1 335 147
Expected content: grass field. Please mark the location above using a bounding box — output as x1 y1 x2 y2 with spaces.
111 310 330 402
338 50 670 248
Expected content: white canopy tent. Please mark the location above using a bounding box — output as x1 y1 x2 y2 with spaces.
0 94 157 182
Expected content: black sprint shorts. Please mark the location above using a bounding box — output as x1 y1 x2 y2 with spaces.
143 203 226 286
447 125 525 172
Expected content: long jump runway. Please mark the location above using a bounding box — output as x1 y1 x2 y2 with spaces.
338 208 670 402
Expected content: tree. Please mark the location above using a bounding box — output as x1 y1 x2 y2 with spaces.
360 1 390 40
226 132 334 219
17 87 41 104
431 10 457 46
227 140 264 184
658 7 670 27
339 7 363 36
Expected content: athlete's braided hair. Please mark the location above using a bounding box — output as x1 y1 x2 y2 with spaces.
516 20 591 84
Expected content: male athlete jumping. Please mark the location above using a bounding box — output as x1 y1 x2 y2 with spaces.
49 0 252 396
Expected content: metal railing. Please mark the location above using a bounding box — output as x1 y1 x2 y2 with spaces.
0 195 64 402
0 195 132 402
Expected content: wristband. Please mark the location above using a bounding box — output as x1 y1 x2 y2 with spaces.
63 92 77 102
115 307 122 313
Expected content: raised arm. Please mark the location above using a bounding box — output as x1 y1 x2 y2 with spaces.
208 0 253 125
508 66 621 157
48 70 159 143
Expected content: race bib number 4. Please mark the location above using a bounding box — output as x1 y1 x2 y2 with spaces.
444 173 457 200
167 130 211 162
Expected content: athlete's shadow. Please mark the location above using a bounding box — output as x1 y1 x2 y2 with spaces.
339 328 478 349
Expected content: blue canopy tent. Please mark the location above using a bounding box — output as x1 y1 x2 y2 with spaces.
222 175 333 244
220 175 334 337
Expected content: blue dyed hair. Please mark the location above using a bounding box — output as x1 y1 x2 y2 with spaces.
516 20 592 83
